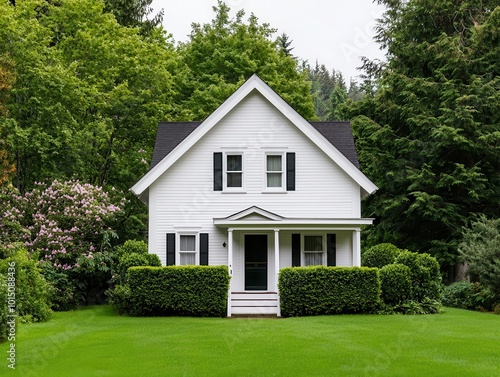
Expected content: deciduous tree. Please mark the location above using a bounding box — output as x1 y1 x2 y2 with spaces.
173 1 315 120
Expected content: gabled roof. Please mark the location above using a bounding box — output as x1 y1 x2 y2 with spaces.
150 122 201 169
150 121 359 169
132 74 377 197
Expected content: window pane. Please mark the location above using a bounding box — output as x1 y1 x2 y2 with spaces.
267 173 282 187
304 236 323 251
267 155 282 171
180 252 196 265
227 155 242 171
227 172 242 187
180 235 196 251
305 252 323 266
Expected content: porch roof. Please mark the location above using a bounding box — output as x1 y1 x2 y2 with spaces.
213 206 374 229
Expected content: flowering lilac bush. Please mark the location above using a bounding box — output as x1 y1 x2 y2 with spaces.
0 180 125 308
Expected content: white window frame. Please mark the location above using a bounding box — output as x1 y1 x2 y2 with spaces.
301 234 326 266
223 152 245 192
176 233 199 266
263 152 285 192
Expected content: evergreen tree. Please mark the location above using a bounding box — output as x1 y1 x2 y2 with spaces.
351 0 500 276
276 32 295 57
308 63 349 120
103 0 163 36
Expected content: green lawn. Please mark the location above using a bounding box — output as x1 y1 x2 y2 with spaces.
2 306 499 377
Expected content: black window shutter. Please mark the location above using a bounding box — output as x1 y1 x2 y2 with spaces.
213 152 223 191
200 233 209 265
292 234 301 267
286 152 295 191
327 234 336 266
166 233 176 266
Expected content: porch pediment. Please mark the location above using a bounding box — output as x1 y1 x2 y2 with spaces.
222 206 284 222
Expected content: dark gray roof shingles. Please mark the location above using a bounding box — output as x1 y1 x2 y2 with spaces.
150 121 359 169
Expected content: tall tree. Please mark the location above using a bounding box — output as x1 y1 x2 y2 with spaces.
351 0 500 276
0 0 174 192
276 32 295 57
173 1 315 120
103 0 163 36
308 63 349 120
0 53 16 185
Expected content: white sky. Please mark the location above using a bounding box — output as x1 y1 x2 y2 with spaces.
152 0 387 83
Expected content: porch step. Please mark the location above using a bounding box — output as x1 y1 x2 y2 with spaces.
230 292 279 315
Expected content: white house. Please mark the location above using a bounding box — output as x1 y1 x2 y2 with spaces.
131 74 377 316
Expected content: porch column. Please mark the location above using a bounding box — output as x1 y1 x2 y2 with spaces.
352 229 361 267
274 229 281 316
227 228 233 317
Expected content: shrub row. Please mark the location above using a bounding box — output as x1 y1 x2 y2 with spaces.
110 266 230 317
278 267 380 317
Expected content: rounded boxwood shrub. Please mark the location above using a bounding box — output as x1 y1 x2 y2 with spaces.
362 243 401 269
116 252 161 285
395 251 442 302
379 263 412 306
113 240 149 261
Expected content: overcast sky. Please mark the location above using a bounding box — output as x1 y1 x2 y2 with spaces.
152 0 387 83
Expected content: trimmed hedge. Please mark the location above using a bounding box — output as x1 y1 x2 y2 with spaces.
379 264 412 306
112 266 230 317
362 243 401 269
278 266 381 317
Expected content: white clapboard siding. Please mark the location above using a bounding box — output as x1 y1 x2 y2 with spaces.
148 91 361 264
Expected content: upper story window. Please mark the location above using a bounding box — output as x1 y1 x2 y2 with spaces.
226 154 243 188
266 154 284 189
214 151 294 192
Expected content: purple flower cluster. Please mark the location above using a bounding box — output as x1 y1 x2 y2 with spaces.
1 180 124 271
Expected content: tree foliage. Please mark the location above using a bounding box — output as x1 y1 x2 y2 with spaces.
173 1 315 120
0 0 174 193
351 0 500 270
0 53 16 185
103 0 163 35
459 215 500 299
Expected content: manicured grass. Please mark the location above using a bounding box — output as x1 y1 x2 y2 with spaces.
2 306 499 376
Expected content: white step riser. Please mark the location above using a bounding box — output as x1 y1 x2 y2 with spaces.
231 294 278 300
231 306 279 315
231 300 278 308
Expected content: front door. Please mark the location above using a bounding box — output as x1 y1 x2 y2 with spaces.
244 235 268 290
